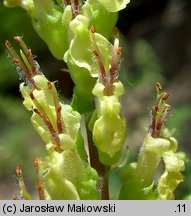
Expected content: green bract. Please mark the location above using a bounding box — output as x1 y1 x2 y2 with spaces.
41 149 98 200
135 134 170 187
118 163 156 200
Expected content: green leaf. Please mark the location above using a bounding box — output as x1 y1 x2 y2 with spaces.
41 149 98 200
135 134 170 187
118 163 157 200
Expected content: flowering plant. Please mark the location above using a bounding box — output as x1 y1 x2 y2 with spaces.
4 0 185 200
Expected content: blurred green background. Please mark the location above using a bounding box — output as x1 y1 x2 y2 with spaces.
0 0 191 199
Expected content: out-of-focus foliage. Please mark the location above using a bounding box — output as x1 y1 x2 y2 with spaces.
0 1 47 199
0 96 46 199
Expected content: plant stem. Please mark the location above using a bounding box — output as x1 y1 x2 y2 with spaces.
86 126 109 200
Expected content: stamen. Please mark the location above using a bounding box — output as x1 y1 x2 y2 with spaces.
156 97 163 111
73 0 80 18
156 82 162 91
90 25 95 33
16 166 22 177
112 27 119 60
33 107 62 152
13 195 22 200
113 27 119 49
5 40 12 48
90 26 101 57
14 36 38 75
33 159 45 200
13 36 21 44
148 84 171 138
110 27 121 83
91 26 122 95
5 39 39 90
5 40 21 60
37 183 45 200
30 92 35 100
15 166 32 200
30 91 61 144
33 159 38 167
117 47 122 55
154 104 158 112
154 106 171 137
64 0 80 19
64 0 71 6
90 25 101 63
110 47 122 82
93 50 107 83
162 92 169 101
56 105 63 134
12 57 31 79
149 106 157 137
47 81 64 134
47 81 52 90
12 58 19 64
167 105 172 112
114 27 119 35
